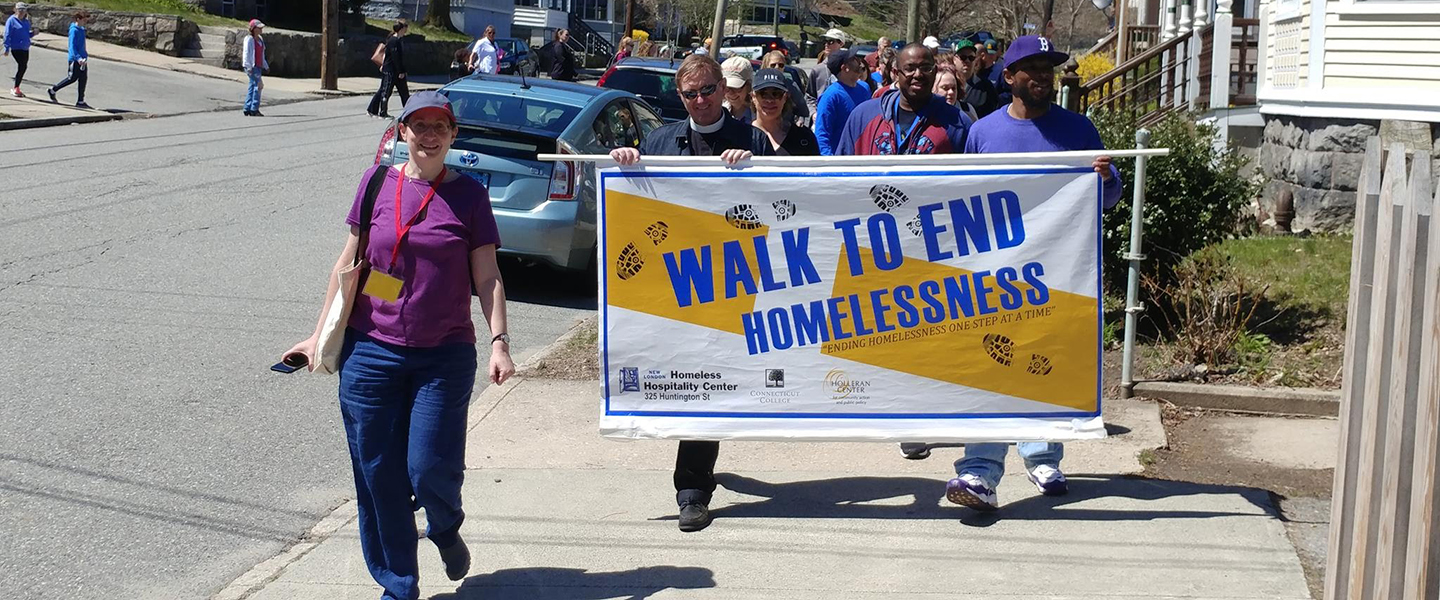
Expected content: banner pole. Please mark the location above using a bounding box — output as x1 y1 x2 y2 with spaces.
1120 128 1152 399
539 148 1170 165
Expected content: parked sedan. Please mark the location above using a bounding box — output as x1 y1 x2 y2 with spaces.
495 37 538 77
374 75 665 271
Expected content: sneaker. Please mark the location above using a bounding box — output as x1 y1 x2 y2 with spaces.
1027 464 1069 496
437 535 470 581
47 89 56 103
946 474 998 511
11 87 23 98
899 443 931 460
678 501 712 532
75 101 91 109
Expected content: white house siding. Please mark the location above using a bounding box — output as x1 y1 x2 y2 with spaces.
1322 9 1440 90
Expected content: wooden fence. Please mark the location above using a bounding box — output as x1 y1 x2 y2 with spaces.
1326 137 1440 600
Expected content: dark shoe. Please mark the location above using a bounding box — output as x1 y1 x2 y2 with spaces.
75 101 91 109
252 110 265 117
243 110 254 116
437 535 470 581
47 88 56 103
678 501 712 532
899 443 931 460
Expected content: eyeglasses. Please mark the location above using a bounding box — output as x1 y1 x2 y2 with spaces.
895 63 936 77
404 121 453 135
679 84 719 100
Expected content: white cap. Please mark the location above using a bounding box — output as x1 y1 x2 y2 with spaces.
14 2 29 9
720 56 753 88
923 36 940 49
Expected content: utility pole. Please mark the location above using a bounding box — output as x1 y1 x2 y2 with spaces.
321 0 338 91
624 0 635 40
905 0 919 42
710 0 726 60
1043 0 1057 36
773 0 780 37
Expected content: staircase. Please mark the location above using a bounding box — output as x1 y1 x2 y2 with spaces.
179 25 233 68
566 12 614 67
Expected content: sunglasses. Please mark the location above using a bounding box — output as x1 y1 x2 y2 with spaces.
755 89 787 100
679 84 719 100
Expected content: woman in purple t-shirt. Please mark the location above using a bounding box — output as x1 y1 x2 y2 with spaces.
283 91 513 600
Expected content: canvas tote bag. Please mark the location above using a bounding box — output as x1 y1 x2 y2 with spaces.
315 166 391 375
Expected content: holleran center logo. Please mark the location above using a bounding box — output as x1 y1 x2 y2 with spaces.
824 369 871 401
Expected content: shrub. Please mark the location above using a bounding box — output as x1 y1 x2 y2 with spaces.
1076 53 1114 84
1141 247 1268 366
1094 110 1260 292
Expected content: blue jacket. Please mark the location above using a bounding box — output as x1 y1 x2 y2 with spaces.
67 23 88 62
814 80 872 156
4 15 32 51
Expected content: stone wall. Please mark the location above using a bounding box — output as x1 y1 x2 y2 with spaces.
223 28 468 78
0 3 199 55
363 0 431 21
1258 116 1440 232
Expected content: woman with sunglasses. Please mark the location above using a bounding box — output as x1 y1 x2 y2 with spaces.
760 50 812 126
751 68 817 156
283 91 513 600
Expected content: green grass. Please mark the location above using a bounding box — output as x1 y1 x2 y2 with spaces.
366 18 471 43
48 0 247 27
1216 235 1352 320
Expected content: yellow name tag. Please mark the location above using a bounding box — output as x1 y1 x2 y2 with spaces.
362 271 404 303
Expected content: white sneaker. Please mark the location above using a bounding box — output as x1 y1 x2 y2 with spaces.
1027 464 1069 496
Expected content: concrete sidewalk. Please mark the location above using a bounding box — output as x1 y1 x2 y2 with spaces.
26 32 444 97
217 334 1313 599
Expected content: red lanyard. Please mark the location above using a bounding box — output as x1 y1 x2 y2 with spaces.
391 167 446 267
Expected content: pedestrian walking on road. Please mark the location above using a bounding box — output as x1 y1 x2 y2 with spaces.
835 44 970 156
813 49 871 156
241 19 268 116
46 11 90 109
546 29 577 81
720 56 754 125
4 2 33 98
947 35 1122 513
467 25 499 75
760 50 810 126
283 91 514 600
367 20 410 119
607 53 773 534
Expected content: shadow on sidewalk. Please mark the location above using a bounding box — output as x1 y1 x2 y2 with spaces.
433 565 716 599
704 473 1275 527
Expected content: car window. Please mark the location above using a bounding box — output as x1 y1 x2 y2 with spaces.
630 101 663 138
446 92 581 134
592 101 640 150
604 69 683 113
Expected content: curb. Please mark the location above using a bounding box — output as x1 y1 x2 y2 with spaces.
1132 381 1340 417
209 314 595 600
0 112 123 131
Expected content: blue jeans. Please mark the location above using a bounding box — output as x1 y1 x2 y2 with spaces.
244 68 262 112
955 442 1065 489
338 331 476 600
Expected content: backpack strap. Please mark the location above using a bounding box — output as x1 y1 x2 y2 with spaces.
354 165 391 264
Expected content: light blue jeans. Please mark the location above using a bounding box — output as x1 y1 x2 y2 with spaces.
244 68 262 112
955 442 1065 489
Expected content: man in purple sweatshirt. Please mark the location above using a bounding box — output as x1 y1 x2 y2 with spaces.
947 35 1122 513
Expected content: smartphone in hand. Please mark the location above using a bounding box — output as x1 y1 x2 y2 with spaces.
271 353 308 374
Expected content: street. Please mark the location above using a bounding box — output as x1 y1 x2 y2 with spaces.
14 45 310 116
0 96 593 599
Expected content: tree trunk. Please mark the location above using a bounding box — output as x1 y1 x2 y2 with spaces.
424 0 460 33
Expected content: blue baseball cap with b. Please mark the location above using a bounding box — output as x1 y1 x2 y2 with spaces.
1003 35 1069 69
398 91 455 124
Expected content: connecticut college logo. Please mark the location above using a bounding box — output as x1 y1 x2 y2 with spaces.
620 367 640 392
765 369 785 388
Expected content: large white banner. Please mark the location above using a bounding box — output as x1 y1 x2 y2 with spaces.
597 160 1107 442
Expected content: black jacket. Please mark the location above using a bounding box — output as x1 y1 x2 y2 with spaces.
638 113 775 157
382 36 405 75
965 75 1000 118
545 41 577 81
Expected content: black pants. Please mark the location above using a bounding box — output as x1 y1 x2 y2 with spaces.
11 49 29 88
51 60 86 102
367 72 409 116
674 440 719 505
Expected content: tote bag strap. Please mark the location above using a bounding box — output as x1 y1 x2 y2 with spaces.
355 165 391 263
